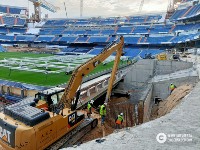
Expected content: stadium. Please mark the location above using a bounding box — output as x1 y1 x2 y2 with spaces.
0 0 200 149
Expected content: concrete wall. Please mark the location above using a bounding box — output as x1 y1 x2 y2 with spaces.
124 60 155 87
125 60 193 88
123 59 197 122
143 86 153 122
155 60 193 75
153 76 198 99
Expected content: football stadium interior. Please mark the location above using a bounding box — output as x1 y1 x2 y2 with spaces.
0 0 200 149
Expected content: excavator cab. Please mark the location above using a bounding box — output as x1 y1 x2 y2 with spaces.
34 87 65 111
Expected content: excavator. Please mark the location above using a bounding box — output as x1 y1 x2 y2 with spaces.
0 36 124 150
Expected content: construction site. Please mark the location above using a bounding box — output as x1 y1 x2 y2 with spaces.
67 54 199 148
0 0 200 149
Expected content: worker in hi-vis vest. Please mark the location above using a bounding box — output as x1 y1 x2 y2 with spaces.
115 113 124 129
87 100 94 118
100 103 107 125
170 83 176 95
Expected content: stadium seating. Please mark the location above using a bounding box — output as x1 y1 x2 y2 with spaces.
74 48 90 53
75 36 89 42
0 5 27 15
183 4 200 19
0 27 7 34
3 16 15 26
42 14 162 27
145 36 173 44
1 16 26 27
86 30 100 35
101 30 115 35
44 19 67 26
124 36 139 44
0 2 199 59
0 45 5 52
88 47 103 55
16 18 26 26
62 47 75 52
139 49 164 58
24 36 36 42
123 48 141 58
170 4 200 20
117 26 133 34
38 23 200 36
171 32 200 43
0 35 14 41
39 28 52 35
150 25 171 33
73 30 86 35
9 28 26 34
59 36 77 43
88 36 108 43
133 26 149 34
34 36 54 42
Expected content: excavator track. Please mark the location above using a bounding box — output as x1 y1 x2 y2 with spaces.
46 118 98 150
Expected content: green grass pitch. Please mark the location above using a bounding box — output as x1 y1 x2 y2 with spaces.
0 52 124 87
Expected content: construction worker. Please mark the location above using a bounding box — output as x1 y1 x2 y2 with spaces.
87 100 94 118
115 113 124 129
100 103 107 125
170 83 176 95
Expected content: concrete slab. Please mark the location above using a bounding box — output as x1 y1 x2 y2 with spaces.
64 82 200 150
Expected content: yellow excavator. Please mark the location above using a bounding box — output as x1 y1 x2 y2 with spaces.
0 36 124 150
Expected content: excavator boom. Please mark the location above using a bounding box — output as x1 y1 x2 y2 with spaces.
60 36 124 110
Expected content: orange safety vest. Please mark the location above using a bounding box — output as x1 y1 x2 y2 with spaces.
170 84 175 90
116 115 123 125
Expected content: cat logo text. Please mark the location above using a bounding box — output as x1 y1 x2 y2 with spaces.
0 126 11 143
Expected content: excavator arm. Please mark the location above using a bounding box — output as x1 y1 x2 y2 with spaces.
59 36 124 111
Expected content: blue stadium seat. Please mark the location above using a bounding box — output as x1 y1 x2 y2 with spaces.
0 6 7 13
16 36 26 41
0 5 27 15
86 30 100 35
9 28 26 34
35 36 54 42
88 48 103 55
124 37 139 44
123 48 141 58
75 36 88 42
0 27 8 34
117 26 132 34
0 45 5 52
140 49 164 58
3 16 15 26
0 35 14 41
74 48 90 53
146 36 173 44
59 36 77 43
16 18 26 26
88 36 107 43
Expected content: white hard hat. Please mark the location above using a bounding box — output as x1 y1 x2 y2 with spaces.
90 100 94 104
171 83 173 85
120 113 123 116
104 103 107 105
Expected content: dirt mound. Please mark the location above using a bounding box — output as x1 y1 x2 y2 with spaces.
158 84 192 117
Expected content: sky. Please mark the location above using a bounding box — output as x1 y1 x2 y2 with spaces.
0 0 169 18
